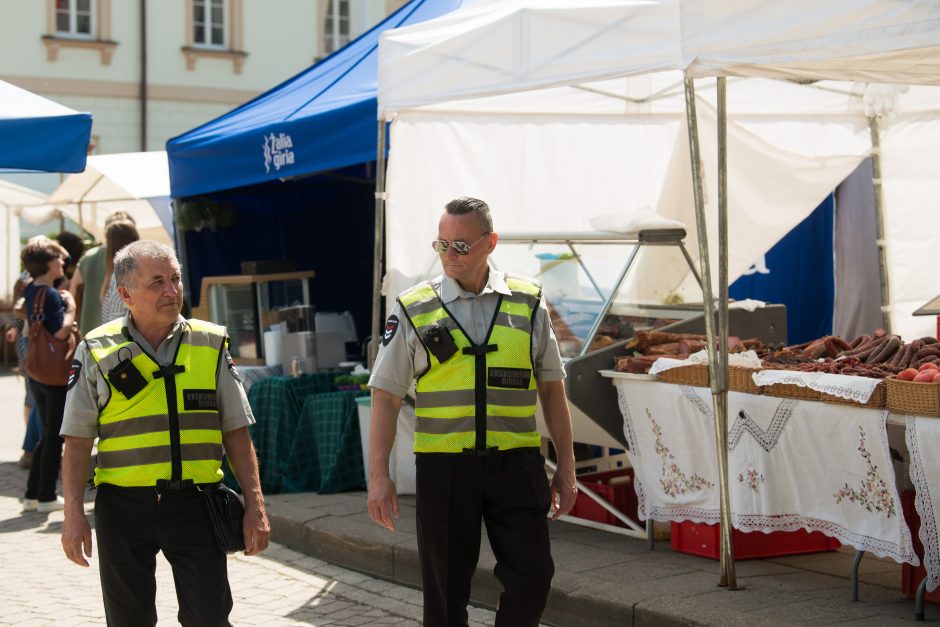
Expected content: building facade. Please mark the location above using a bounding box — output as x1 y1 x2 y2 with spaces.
0 0 407 157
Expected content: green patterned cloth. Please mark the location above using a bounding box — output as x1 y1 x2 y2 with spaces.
242 373 365 494
281 392 366 494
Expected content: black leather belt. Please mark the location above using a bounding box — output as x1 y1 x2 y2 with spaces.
416 447 540 458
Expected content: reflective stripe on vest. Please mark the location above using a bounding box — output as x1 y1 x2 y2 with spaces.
85 318 226 487
399 275 541 453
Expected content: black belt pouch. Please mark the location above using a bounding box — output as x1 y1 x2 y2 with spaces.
197 482 246 554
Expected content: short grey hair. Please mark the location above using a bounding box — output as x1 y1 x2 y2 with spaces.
114 240 179 289
444 197 493 234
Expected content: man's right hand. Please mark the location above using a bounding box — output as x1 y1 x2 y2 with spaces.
367 476 399 531
62 509 93 567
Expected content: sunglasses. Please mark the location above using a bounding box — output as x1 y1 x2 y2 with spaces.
431 232 490 256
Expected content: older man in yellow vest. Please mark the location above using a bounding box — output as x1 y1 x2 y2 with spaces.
368 197 577 627
59 240 270 626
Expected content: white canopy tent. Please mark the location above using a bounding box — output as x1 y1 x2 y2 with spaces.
20 152 174 246
375 0 940 581
0 180 46 306
376 0 940 342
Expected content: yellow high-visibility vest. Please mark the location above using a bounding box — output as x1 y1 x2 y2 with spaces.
399 275 541 453
84 318 226 487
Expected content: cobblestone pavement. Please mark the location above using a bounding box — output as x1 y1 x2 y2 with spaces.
0 371 496 626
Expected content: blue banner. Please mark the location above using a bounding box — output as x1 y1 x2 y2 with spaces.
729 195 834 345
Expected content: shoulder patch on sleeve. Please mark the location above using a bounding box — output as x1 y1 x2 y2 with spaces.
67 360 82 390
382 315 400 346
225 352 242 382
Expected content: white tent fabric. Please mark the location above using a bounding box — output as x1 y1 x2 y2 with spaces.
0 180 45 306
378 0 940 341
379 0 940 114
20 152 173 245
638 99 863 303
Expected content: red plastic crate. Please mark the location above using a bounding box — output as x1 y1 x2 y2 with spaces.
569 468 639 528
671 520 840 561
900 490 940 603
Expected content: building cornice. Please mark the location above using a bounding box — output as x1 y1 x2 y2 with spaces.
41 35 119 65
0 74 261 105
181 46 249 74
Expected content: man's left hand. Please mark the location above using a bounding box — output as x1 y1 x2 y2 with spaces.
242 502 270 556
550 462 578 520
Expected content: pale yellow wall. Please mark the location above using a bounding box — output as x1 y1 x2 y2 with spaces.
0 0 395 154
17 92 234 153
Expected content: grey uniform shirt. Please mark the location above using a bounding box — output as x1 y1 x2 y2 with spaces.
369 269 565 398
61 313 255 438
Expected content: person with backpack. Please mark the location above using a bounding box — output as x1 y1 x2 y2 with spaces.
20 236 77 513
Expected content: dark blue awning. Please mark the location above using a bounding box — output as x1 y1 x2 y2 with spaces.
1 80 92 173
166 0 462 199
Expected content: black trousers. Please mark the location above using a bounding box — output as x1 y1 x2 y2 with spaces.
94 484 233 627
416 449 554 627
24 380 67 502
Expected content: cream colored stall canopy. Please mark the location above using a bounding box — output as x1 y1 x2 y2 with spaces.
20 151 173 245
0 179 45 305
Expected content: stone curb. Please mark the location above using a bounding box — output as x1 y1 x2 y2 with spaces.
265 499 763 627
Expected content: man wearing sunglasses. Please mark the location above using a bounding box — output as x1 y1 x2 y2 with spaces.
367 197 577 627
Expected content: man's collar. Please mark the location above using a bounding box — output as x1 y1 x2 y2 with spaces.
439 267 512 303
123 312 187 345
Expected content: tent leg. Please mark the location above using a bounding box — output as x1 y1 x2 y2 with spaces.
868 117 892 334
683 76 737 590
716 76 737 590
370 118 388 369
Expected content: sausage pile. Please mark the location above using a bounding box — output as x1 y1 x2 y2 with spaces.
612 327 940 380
614 331 762 374
762 330 940 378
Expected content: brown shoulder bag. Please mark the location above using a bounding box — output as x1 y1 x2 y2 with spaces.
24 287 78 386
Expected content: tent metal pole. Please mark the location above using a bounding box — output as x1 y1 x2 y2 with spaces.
868 117 892 334
716 77 737 589
683 77 736 590
370 117 388 369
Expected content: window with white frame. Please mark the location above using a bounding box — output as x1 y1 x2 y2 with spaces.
324 0 350 54
193 0 226 48
55 0 95 38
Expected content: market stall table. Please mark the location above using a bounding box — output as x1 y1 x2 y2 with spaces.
246 373 365 494
906 416 940 602
603 373 918 565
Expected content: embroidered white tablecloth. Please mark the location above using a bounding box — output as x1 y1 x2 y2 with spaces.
612 378 917 564
906 416 940 589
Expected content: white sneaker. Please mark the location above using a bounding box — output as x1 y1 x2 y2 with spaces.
37 497 65 513
21 498 38 513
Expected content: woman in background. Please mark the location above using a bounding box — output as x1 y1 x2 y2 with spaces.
99 219 140 324
21 237 75 513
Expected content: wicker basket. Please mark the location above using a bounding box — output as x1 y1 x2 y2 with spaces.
656 364 709 387
728 366 762 395
762 382 821 402
886 377 940 417
819 382 886 409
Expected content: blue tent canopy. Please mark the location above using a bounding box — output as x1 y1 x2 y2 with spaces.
1 80 92 173
166 0 462 199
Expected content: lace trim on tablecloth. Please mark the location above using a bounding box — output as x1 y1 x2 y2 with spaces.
644 505 721 525
753 370 880 403
681 385 712 418
729 399 796 452
731 513 918 565
641 506 916 564
907 415 939 589
617 384 640 457
617 386 649 520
